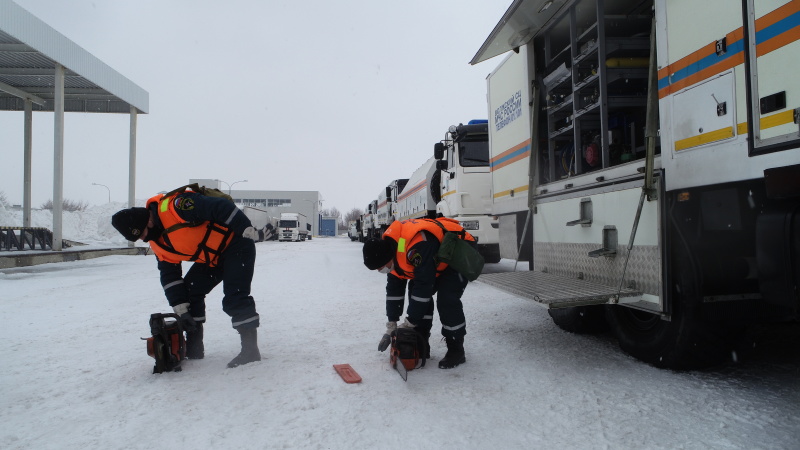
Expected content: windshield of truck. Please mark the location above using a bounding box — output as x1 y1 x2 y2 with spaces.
458 138 489 167
279 220 297 228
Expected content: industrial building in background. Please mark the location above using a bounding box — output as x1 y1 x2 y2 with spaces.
190 179 322 237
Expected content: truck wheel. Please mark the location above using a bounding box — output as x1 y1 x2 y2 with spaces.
604 241 735 369
548 306 609 334
480 245 501 264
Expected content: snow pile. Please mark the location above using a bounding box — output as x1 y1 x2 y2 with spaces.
0 201 142 247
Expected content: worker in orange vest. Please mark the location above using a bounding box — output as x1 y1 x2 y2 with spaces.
363 218 476 369
112 188 262 368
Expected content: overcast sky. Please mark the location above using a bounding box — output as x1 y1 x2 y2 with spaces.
1 0 510 214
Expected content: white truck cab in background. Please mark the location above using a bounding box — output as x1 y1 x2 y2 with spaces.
434 120 501 263
347 220 359 241
278 212 309 242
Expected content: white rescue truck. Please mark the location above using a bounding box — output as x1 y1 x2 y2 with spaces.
278 212 309 242
375 179 408 237
474 0 800 368
434 120 502 263
361 200 377 241
395 157 438 221
348 220 359 241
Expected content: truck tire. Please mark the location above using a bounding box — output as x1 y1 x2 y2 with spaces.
604 239 735 369
548 306 609 334
480 245 501 264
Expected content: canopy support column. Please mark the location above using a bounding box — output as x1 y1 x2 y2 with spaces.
52 63 64 251
23 98 32 228
128 105 137 247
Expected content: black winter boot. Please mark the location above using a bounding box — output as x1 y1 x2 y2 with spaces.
185 323 204 359
227 328 261 368
438 336 465 369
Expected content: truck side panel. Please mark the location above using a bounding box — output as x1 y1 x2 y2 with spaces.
534 179 662 302
487 46 533 216
396 157 436 221
487 46 536 261
658 0 800 192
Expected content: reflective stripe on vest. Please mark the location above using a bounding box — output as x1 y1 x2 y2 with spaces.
397 237 407 253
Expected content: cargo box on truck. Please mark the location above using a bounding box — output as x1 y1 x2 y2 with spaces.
474 0 800 369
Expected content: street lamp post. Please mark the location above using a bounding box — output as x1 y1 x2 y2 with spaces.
229 179 247 194
215 179 247 195
91 182 110 203
215 179 230 192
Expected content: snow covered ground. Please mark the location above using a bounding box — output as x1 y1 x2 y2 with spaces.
1 205 799 449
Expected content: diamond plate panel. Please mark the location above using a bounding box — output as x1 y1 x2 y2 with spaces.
533 243 662 295
479 271 641 308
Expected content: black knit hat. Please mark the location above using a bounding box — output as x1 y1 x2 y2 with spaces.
363 238 396 270
111 207 150 242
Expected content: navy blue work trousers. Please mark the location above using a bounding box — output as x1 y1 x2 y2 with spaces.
408 267 468 338
184 237 260 330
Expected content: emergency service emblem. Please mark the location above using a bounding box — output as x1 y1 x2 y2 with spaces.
174 197 194 211
407 249 422 267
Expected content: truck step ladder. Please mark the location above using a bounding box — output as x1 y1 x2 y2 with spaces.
478 271 642 309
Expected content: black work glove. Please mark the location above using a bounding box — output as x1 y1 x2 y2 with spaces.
378 321 397 352
178 312 197 332
378 334 391 352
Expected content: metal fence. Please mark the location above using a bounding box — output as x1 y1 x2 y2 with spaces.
0 227 54 251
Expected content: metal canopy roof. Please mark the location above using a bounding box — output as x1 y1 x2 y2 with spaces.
470 0 570 65
0 0 148 252
0 0 148 113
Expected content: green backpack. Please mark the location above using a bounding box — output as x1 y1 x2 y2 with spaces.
430 219 485 281
157 183 236 237
163 183 233 203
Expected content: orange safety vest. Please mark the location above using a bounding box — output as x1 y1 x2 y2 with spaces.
382 218 475 280
145 192 235 267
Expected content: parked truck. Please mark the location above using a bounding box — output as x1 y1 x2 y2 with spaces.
361 200 377 241
433 120 502 263
473 0 800 368
347 220 359 241
395 156 438 221
375 178 408 237
278 212 309 242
